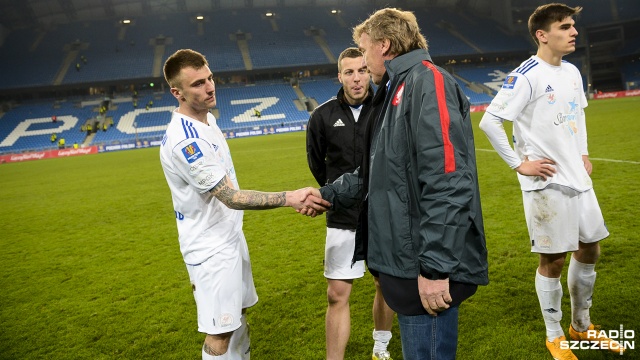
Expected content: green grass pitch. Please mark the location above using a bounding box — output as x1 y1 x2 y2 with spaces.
0 96 638 359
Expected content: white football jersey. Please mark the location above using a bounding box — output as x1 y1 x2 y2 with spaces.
160 109 243 265
486 55 592 192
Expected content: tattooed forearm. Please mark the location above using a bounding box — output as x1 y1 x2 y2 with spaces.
231 190 286 210
203 343 225 356
210 175 287 210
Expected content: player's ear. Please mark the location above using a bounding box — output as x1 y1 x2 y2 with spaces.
380 39 391 56
170 87 184 101
536 29 547 44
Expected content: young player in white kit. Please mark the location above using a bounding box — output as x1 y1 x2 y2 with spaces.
160 49 329 359
479 4 624 359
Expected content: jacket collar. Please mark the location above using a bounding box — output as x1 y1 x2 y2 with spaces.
384 49 433 80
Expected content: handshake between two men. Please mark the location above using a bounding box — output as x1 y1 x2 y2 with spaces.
285 187 330 217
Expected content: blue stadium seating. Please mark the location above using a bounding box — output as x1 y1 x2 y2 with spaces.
299 78 341 106
453 64 515 97
0 28 58 89
0 5 555 90
1 3 639 154
0 99 95 153
215 82 310 129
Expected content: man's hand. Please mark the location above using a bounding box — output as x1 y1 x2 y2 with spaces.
582 155 592 175
515 156 556 180
285 187 330 217
418 276 452 316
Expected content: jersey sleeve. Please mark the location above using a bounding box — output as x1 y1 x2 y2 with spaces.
171 137 227 194
479 112 522 169
485 72 532 122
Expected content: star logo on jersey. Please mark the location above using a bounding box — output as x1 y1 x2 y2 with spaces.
568 99 578 112
502 76 517 89
545 85 554 93
181 142 204 163
333 119 345 127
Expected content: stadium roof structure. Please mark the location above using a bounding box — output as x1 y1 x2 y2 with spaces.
0 0 472 32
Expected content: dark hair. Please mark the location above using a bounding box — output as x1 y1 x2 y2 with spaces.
528 3 582 46
163 49 209 88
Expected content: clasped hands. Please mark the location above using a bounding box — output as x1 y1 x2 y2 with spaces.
285 187 331 217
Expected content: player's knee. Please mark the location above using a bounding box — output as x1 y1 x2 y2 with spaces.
575 241 600 263
373 276 382 291
539 253 566 276
327 282 351 305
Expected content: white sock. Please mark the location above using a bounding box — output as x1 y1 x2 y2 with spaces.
373 329 392 353
568 257 596 332
535 270 564 341
225 314 250 359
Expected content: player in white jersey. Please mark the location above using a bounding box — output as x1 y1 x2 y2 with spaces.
479 4 623 359
159 49 330 360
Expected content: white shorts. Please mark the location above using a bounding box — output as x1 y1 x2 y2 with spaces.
523 184 609 254
324 227 365 279
186 234 258 335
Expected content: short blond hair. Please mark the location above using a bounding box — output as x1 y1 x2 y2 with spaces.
353 8 428 56
337 47 364 73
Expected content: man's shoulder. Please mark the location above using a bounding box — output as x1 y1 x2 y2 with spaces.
315 96 340 110
404 60 458 89
163 117 212 149
510 57 544 78
310 96 342 119
163 117 186 141
560 60 581 75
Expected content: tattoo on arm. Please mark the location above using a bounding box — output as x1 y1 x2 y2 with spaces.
203 343 224 356
210 175 286 210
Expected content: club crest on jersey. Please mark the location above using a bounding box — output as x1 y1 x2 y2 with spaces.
547 93 556 104
392 83 405 106
182 142 204 163
502 76 517 89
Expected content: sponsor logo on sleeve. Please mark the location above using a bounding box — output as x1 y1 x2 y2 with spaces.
181 142 203 163
502 76 517 89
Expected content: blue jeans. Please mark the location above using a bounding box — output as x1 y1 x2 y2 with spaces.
397 305 459 360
